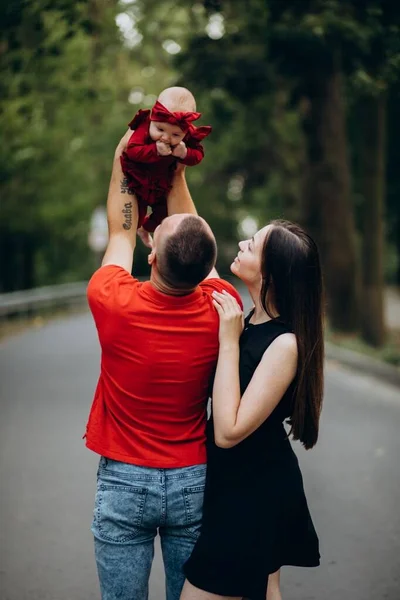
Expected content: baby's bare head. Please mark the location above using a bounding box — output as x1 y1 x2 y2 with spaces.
158 87 196 112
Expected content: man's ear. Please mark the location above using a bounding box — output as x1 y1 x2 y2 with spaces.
148 248 156 265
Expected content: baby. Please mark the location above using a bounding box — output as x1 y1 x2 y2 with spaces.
120 86 211 247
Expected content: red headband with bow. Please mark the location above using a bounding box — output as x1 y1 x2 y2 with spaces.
150 100 212 140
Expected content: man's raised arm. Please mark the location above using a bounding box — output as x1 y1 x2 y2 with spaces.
167 165 219 279
167 164 198 216
101 131 139 273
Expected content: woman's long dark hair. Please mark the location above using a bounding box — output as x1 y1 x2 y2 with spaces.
260 220 324 449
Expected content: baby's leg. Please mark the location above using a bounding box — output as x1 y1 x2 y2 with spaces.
136 197 154 249
142 202 168 233
135 195 147 230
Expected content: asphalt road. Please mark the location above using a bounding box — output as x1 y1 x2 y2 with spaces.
1 307 400 600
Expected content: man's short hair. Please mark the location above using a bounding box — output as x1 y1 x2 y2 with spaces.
158 216 217 289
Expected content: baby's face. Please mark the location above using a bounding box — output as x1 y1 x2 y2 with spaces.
149 121 186 146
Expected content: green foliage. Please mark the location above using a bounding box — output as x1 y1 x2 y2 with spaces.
1 0 400 293
0 0 153 289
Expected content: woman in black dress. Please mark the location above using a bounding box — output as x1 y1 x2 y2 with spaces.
181 220 324 600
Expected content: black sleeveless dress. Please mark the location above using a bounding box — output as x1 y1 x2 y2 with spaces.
184 316 320 599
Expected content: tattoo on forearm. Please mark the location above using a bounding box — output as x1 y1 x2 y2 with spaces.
120 177 134 229
122 202 133 230
120 177 134 195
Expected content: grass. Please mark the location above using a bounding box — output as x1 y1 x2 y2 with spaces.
326 326 400 367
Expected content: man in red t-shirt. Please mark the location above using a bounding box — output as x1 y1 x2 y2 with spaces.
86 131 242 600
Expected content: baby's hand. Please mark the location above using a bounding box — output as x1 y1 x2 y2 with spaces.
156 141 172 156
172 141 187 159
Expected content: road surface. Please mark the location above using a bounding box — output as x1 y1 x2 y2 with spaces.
0 308 399 600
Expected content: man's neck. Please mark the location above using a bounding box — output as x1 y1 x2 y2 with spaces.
150 271 196 297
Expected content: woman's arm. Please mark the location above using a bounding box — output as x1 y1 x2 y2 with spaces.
211 291 298 448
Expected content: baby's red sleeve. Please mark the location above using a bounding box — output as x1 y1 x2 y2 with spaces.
180 144 204 166
124 143 161 163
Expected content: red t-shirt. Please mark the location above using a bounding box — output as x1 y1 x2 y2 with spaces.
85 265 242 468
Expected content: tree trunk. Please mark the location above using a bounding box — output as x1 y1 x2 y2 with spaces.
0 232 13 292
396 219 400 285
21 234 35 290
359 93 386 346
301 66 360 332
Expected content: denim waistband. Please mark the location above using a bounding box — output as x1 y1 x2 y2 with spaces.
98 456 207 481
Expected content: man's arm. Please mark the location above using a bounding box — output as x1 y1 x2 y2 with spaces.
167 164 197 216
101 131 139 273
167 165 219 279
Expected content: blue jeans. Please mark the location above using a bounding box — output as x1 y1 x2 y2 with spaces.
91 457 206 600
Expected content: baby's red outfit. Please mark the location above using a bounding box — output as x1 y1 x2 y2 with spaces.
120 101 211 232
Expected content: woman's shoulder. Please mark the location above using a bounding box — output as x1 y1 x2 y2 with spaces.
269 328 297 351
264 331 298 370
242 315 295 358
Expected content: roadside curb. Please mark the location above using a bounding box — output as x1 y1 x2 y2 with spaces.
225 281 400 388
325 342 400 388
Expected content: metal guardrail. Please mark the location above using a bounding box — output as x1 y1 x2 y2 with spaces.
1 279 400 386
0 282 88 318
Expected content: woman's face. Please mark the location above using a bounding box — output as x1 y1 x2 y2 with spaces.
230 225 271 285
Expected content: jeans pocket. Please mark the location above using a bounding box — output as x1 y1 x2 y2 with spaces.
182 485 205 540
93 483 148 543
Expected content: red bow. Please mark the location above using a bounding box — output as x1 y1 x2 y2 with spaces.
150 100 206 133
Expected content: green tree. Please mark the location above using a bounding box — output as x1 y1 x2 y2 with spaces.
166 0 361 330
349 2 400 345
386 82 400 285
0 0 145 290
